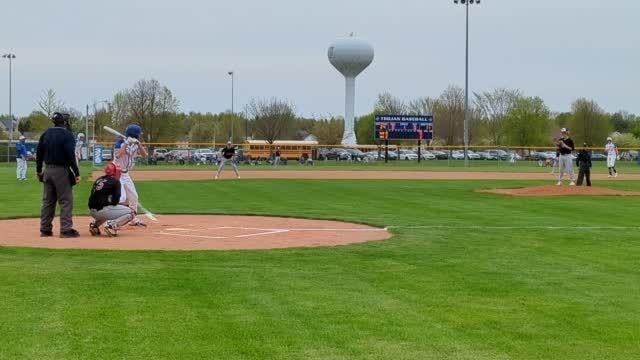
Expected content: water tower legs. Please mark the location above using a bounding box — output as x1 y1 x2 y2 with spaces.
342 76 357 146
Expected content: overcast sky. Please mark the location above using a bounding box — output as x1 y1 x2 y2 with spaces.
1 0 639 118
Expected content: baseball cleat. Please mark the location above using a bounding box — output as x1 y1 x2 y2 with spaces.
556 181 562 186
129 218 147 227
569 181 576 186
615 173 618 178
89 222 101 236
104 224 118 237
608 175 612 178
60 229 81 238
40 230 53 237
215 175 219 180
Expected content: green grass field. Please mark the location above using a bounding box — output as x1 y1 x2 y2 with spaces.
1 165 639 359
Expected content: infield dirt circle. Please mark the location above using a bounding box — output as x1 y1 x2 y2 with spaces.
0 215 391 251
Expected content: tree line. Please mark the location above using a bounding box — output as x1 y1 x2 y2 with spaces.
7 79 640 148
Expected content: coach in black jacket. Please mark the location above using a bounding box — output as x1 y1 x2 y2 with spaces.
576 143 592 187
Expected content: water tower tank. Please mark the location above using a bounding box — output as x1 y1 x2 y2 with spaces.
328 35 374 146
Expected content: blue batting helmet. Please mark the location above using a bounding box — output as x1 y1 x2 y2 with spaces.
125 124 143 139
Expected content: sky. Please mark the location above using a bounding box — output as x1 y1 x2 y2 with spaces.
1 0 639 119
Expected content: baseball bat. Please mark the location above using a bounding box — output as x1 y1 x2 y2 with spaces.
102 126 158 222
103 125 125 138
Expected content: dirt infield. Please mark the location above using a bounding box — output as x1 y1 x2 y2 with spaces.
480 185 640 197
91 170 640 181
0 215 391 251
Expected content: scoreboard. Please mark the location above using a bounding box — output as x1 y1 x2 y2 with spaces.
374 115 434 141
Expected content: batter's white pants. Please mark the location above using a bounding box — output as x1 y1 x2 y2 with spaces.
558 154 575 182
119 173 139 212
16 158 27 180
216 157 240 177
607 155 616 168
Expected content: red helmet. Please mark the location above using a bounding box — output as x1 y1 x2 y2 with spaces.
104 162 121 180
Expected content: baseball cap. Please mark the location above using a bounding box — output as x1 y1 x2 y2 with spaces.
607 137 613 141
560 128 567 132
19 135 25 140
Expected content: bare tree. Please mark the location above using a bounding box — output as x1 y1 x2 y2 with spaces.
432 85 465 146
38 89 64 118
108 91 130 129
374 92 406 114
125 79 179 142
312 118 344 145
407 97 437 116
248 98 296 144
473 88 521 145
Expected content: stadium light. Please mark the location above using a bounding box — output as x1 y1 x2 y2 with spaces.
2 53 16 163
453 0 480 167
228 71 234 143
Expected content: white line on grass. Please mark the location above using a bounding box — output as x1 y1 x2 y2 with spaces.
385 225 640 230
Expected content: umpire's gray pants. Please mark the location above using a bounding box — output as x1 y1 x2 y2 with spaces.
90 205 135 228
558 154 575 182
216 157 239 177
40 165 74 233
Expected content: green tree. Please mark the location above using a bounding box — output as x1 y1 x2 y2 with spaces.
18 111 50 135
503 97 551 146
554 112 572 130
473 88 521 145
312 118 344 145
610 111 638 133
568 98 611 145
355 113 375 145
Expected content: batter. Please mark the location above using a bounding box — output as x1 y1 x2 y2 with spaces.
113 124 148 226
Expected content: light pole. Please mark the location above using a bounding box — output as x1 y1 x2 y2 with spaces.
227 71 234 143
454 0 479 167
2 53 16 163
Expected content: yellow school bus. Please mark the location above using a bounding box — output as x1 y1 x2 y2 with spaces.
243 140 318 160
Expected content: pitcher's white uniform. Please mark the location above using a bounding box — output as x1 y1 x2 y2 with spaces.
113 138 141 212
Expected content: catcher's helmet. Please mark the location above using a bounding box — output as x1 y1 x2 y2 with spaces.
125 124 143 139
104 162 122 180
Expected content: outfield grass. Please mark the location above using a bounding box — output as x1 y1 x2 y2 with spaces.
0 167 639 359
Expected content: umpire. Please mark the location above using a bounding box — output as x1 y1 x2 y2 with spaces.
36 112 81 238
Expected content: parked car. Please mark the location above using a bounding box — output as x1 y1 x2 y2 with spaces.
398 150 419 161
344 148 366 161
451 150 465 160
419 150 436 160
467 150 481 160
102 149 113 161
477 151 495 160
324 149 350 161
153 148 168 160
430 150 449 160
590 153 607 161
192 148 217 162
166 149 194 162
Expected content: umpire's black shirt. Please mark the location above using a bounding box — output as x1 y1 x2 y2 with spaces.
36 125 80 176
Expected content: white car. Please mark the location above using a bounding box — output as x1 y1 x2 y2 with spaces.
451 150 465 160
467 150 481 160
419 150 436 160
398 150 419 161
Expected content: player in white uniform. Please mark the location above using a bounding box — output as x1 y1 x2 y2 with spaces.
113 124 148 226
605 137 618 178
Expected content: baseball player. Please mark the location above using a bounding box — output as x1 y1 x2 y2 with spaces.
215 141 240 179
113 124 148 226
16 135 28 181
556 128 576 186
88 162 135 237
605 137 618 178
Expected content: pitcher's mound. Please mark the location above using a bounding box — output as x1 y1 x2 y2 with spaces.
0 215 391 251
480 185 640 197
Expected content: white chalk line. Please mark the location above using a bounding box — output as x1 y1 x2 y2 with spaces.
385 225 640 230
157 226 387 240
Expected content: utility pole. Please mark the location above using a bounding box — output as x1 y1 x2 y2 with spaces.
3 53 16 162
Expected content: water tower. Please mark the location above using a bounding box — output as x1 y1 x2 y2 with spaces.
328 35 374 146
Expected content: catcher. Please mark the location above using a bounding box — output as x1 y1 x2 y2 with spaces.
88 162 135 237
